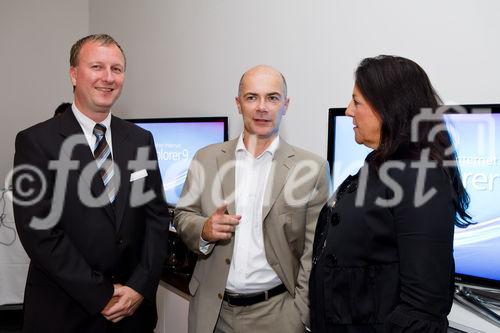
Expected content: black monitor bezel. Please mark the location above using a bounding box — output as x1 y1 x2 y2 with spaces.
327 104 500 290
127 116 229 142
126 116 229 208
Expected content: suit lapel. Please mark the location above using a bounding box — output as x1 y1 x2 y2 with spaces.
216 139 238 215
262 140 296 289
58 109 116 225
110 116 131 232
214 139 238 267
262 140 295 220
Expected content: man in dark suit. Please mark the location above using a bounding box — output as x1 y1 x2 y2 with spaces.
12 34 169 332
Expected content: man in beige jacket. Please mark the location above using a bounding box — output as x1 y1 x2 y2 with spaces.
174 65 330 333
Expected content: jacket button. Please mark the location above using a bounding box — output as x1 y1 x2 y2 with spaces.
225 258 231 265
330 212 340 226
326 254 338 267
117 239 124 245
218 293 223 300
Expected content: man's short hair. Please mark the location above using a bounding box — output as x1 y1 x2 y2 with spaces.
69 34 126 68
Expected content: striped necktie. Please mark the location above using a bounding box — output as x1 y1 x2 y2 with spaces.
93 123 116 203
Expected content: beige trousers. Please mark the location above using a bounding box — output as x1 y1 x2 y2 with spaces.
214 292 304 333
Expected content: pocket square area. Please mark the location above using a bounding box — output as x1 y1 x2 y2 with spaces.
130 169 148 182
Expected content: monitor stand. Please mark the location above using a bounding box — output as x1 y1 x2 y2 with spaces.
454 285 500 326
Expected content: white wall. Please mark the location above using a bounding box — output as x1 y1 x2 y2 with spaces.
88 0 500 159
0 0 89 305
0 0 89 185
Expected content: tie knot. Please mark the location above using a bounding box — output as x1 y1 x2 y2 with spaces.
93 123 107 138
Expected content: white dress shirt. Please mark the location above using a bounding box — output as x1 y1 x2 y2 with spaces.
71 103 113 155
225 134 283 293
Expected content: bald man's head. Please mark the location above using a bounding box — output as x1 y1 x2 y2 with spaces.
238 65 287 98
235 65 290 143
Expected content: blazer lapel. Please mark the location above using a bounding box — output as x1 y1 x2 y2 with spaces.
262 140 295 220
110 116 131 232
261 140 296 290
216 139 238 215
58 109 116 224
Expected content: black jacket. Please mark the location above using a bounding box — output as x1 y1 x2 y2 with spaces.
310 155 455 333
13 108 170 332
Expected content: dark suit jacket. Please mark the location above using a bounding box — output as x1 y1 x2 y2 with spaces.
13 107 170 333
310 155 455 333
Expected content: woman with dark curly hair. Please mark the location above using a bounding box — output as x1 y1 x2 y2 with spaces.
309 55 472 332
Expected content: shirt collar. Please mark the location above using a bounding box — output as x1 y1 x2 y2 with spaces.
236 133 280 158
71 103 112 133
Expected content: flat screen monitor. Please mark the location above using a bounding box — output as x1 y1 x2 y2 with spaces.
327 105 500 290
128 117 228 207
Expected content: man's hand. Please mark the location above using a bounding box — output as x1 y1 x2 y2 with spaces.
201 204 241 242
101 284 144 323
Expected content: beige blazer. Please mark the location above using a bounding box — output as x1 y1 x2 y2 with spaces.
174 138 330 333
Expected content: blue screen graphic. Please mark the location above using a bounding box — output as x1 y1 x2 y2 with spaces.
134 121 226 205
446 114 500 281
330 112 500 283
